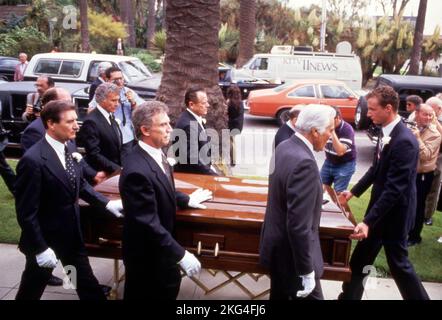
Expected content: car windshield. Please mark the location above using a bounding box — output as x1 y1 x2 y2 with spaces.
272 82 293 93
118 60 152 82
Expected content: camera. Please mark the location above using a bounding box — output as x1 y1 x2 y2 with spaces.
33 100 42 114
404 119 417 130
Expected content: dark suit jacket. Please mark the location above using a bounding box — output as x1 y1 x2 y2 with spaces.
173 110 214 175
274 123 295 148
260 134 324 278
351 120 419 240
119 144 189 265
88 78 104 102
78 108 122 174
15 139 109 256
21 118 97 184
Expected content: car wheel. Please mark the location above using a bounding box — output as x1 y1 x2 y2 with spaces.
355 96 370 130
276 108 290 127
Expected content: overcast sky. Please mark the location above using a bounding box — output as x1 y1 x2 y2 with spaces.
287 0 441 35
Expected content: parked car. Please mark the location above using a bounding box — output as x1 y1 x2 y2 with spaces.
0 81 90 149
23 52 160 100
0 56 20 81
355 74 442 130
247 79 359 126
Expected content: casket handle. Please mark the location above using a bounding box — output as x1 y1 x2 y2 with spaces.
214 243 219 257
197 241 202 255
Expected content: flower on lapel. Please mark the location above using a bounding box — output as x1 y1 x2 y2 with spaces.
115 118 121 125
71 152 83 163
381 136 391 146
167 157 177 167
201 118 207 126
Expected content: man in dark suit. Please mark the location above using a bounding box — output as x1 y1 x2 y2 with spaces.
78 83 123 175
119 101 212 300
15 100 123 300
338 86 429 300
273 105 303 148
260 105 336 300
173 87 218 175
88 62 112 102
0 113 15 195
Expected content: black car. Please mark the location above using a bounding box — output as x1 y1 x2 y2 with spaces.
0 56 20 82
0 81 90 148
355 74 442 130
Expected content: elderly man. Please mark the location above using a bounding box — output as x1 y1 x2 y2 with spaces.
173 86 218 175
119 101 211 300
15 100 123 300
14 52 28 81
339 86 429 300
88 62 112 102
260 104 336 300
79 83 123 175
273 105 303 148
22 76 55 123
407 103 441 246
89 67 144 157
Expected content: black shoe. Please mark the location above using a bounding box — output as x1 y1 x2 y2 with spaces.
100 284 112 296
407 239 422 247
424 218 433 226
47 275 63 286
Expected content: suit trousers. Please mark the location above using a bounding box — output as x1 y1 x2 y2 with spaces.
424 168 441 219
123 259 182 300
409 172 434 242
339 235 429 300
0 151 16 195
15 248 105 300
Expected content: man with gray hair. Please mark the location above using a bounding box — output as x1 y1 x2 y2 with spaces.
260 104 335 300
78 83 123 175
273 105 304 148
88 61 113 102
119 101 212 300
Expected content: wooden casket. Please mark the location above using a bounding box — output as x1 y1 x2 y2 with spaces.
80 172 355 282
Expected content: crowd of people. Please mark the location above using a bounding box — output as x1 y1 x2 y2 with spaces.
0 56 441 300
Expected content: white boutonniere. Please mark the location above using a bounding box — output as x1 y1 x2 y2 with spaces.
71 152 83 163
201 118 207 125
115 118 121 125
167 157 177 167
381 136 391 146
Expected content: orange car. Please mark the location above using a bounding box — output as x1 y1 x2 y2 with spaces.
247 79 359 126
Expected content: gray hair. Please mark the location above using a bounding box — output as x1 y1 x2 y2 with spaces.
295 104 336 134
426 96 442 109
95 83 121 104
97 61 113 76
132 101 169 139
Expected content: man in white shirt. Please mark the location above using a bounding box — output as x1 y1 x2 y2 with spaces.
14 52 28 81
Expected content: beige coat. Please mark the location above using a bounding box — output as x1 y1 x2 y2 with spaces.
417 124 442 173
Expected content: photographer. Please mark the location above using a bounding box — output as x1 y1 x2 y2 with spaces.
22 76 55 123
0 104 16 195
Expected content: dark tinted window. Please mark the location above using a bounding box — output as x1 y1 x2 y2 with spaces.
288 85 316 98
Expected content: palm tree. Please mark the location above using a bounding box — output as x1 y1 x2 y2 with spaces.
408 0 427 75
156 0 226 132
79 0 90 52
146 0 156 50
236 0 256 68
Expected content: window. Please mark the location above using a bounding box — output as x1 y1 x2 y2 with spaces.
0 59 19 68
320 85 351 99
119 60 152 82
34 59 61 74
34 59 82 77
250 58 268 70
287 85 316 98
59 61 82 77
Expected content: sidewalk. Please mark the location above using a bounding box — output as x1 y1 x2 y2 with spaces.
0 244 440 300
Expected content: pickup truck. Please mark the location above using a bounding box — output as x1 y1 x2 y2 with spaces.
23 52 160 100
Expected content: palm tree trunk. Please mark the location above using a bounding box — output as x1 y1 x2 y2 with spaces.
236 0 256 68
79 0 90 52
146 0 156 50
119 0 136 48
408 0 427 75
157 0 226 133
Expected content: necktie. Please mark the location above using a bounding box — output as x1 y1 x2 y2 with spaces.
64 145 77 191
375 130 383 163
109 113 123 146
161 152 174 188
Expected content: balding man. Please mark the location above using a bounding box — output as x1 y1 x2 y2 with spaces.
22 76 55 123
407 103 441 246
14 52 28 81
78 83 123 175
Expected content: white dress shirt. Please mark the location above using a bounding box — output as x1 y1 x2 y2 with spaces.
96 105 112 125
45 134 67 169
138 140 167 174
295 131 314 154
382 115 401 138
187 108 205 130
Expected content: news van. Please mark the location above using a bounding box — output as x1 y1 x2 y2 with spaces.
232 45 363 91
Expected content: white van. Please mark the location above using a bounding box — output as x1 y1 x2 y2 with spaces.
232 50 363 91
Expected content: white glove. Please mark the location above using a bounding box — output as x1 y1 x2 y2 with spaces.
188 188 213 209
106 199 124 218
178 250 201 277
296 270 316 298
36 247 58 269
